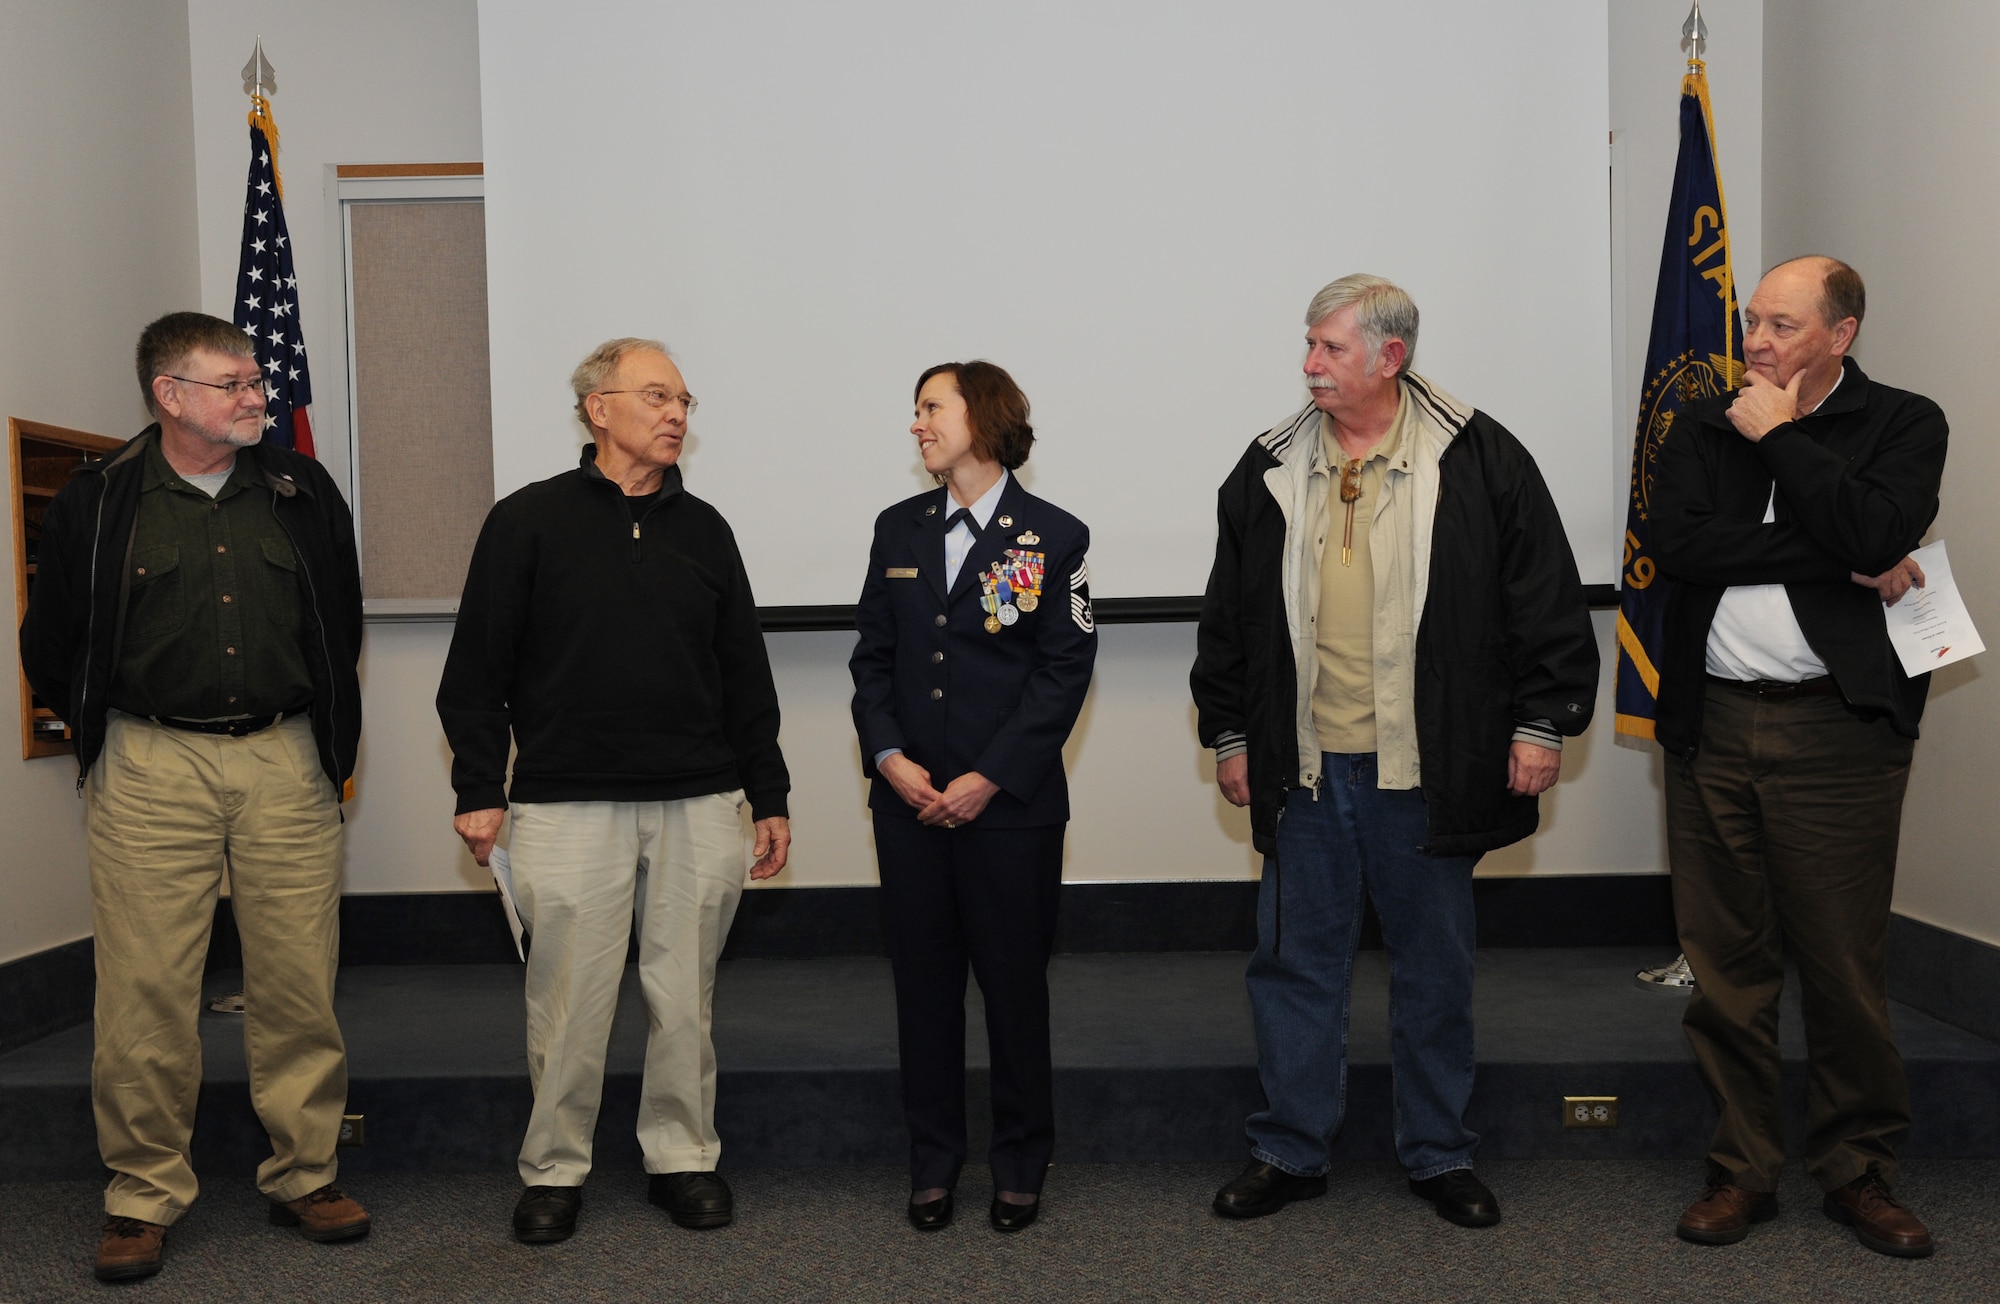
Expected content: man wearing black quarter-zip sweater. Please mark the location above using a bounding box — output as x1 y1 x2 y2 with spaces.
438 338 789 1245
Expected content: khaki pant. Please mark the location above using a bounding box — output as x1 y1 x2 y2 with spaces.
510 793 746 1187
88 712 347 1226
1667 682 1914 1193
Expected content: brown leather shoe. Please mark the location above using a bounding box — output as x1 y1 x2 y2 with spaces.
268 1183 373 1242
1676 1181 1778 1245
94 1216 166 1282
1823 1172 1934 1258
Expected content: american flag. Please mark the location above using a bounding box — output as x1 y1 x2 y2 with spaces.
234 97 316 457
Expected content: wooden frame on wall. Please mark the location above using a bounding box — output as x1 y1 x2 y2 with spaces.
10 417 126 758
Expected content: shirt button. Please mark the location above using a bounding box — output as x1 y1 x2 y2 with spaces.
225 646 237 656
135 567 146 576
934 614 947 627
221 594 233 604
227 696 238 704
930 688 943 700
216 545 227 553
932 651 944 663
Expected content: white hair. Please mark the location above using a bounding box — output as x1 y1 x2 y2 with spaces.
1305 275 1419 374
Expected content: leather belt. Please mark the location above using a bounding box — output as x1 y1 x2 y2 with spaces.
1704 674 1841 698
149 707 307 738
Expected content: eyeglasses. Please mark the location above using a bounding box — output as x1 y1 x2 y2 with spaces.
168 374 266 399
595 388 698 413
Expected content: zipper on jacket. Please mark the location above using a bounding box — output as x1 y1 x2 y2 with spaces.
632 520 642 562
74 475 111 792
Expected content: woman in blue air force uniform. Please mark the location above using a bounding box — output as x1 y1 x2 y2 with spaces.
849 360 1097 1233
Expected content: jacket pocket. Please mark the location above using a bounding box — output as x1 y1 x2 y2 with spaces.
124 545 185 643
258 537 304 629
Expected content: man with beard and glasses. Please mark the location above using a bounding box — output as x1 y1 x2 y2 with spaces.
22 311 369 1282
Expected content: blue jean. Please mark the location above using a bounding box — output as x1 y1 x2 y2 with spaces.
1244 753 1480 1179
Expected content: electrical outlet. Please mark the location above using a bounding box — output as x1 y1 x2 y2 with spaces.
1563 1096 1618 1128
338 1114 366 1147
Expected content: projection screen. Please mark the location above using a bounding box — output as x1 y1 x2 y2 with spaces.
479 0 1615 605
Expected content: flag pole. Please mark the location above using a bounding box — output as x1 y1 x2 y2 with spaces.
1682 2 1707 68
1635 1 1724 998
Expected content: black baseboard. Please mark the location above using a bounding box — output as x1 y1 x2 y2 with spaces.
1889 914 2000 1043
190 874 1681 972
0 937 93 1055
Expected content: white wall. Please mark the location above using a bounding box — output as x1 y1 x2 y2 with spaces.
1764 0 2000 947
0 0 202 964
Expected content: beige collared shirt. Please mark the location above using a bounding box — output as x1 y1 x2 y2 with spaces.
1311 395 1412 753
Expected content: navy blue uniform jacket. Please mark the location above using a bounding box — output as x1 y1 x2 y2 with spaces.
850 478 1097 828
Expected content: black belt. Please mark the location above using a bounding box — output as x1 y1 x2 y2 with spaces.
1704 674 1841 698
149 707 308 737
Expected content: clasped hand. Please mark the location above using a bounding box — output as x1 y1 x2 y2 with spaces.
879 753 999 827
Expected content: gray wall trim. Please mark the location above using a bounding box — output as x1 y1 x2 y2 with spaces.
0 937 93 1055
1889 914 2000 1044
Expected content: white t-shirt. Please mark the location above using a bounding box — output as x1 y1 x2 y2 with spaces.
1703 370 1843 682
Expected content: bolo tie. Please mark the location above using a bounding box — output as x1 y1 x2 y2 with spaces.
1338 458 1364 566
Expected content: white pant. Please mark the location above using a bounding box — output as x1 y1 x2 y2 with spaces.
509 793 746 1186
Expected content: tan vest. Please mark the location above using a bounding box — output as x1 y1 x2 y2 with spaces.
1311 397 1410 754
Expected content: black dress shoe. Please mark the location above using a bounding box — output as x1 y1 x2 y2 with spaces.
1212 1161 1328 1219
989 1195 1039 1232
513 1185 582 1243
908 1191 954 1231
1408 1169 1501 1227
648 1171 734 1229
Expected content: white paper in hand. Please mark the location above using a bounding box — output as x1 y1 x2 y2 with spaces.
489 847 528 962
1883 541 1984 677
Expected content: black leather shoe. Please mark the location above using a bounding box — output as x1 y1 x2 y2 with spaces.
989 1195 1039 1232
1212 1161 1328 1219
908 1191 954 1231
648 1171 734 1229
1408 1169 1501 1227
513 1185 582 1244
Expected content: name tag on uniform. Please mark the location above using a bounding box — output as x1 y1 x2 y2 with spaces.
885 567 919 579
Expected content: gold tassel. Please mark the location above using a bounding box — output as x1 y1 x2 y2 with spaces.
248 93 285 201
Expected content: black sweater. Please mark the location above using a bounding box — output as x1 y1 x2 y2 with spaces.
437 448 789 819
1651 358 1948 752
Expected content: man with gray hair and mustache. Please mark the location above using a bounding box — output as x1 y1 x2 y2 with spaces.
1191 275 1597 1225
438 337 790 1243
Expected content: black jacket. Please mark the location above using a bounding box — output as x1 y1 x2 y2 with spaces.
1651 358 1948 752
850 477 1096 827
1191 407 1598 858
19 426 363 794
437 447 789 819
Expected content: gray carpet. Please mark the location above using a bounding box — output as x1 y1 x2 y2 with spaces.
4 1160 1994 1302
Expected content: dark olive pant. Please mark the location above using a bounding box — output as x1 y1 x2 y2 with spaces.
1666 680 1914 1193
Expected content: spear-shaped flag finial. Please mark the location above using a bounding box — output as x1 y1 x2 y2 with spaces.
241 35 277 98
1681 3 1708 66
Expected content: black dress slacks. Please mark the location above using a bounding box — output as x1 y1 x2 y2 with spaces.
873 813 1065 1193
